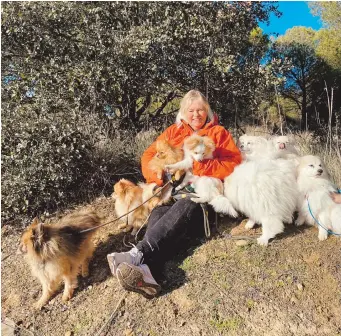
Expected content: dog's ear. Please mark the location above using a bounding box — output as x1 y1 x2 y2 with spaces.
17 242 27 255
203 136 216 152
31 217 39 226
32 222 45 248
184 135 199 150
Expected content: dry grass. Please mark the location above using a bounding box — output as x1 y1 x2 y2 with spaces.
241 125 341 186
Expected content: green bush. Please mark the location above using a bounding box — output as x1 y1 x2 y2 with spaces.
1 105 140 223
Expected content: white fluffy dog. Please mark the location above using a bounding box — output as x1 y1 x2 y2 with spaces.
295 155 341 240
238 135 270 161
271 135 299 160
223 158 298 246
166 135 238 216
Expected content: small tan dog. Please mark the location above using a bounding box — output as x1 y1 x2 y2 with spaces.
148 139 184 180
113 179 161 235
18 211 100 309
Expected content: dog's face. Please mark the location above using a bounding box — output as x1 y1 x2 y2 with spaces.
238 135 266 154
113 179 136 198
184 135 215 161
155 140 173 160
18 217 43 255
298 155 329 179
273 135 294 152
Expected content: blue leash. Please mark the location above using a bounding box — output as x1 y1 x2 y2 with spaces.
307 193 341 236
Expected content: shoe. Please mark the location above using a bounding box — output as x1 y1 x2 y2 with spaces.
107 246 143 275
116 263 161 299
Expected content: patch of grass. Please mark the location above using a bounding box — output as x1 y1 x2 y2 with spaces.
209 316 243 332
212 271 231 290
246 299 255 309
179 256 195 272
276 280 285 287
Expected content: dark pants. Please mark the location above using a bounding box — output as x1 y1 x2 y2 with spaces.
136 198 214 271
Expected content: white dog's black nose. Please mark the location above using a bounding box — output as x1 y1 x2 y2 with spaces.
317 169 323 174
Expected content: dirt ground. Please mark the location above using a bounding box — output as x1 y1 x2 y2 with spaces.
1 196 341 336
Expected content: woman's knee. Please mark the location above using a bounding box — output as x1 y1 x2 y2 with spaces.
173 197 199 209
172 197 202 217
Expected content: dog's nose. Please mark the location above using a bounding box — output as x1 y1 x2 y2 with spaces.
317 169 323 174
279 143 286 149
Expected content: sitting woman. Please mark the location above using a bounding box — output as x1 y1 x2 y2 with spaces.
107 89 242 298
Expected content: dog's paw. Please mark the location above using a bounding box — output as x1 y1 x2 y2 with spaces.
318 231 328 241
229 208 239 218
62 293 72 303
131 229 138 236
294 219 305 226
245 219 255 230
257 236 269 246
33 300 45 310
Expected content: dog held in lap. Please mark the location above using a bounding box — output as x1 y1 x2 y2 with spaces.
18 210 100 309
148 139 184 181
295 155 341 240
165 134 238 217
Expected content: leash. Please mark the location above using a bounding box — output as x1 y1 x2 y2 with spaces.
200 204 211 238
133 194 166 242
307 197 341 236
80 181 172 233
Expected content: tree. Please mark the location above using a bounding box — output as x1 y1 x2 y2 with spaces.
1 2 277 129
309 2 341 33
2 2 279 221
269 27 337 129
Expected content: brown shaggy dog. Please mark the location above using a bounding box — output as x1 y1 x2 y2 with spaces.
148 139 184 180
113 179 161 235
18 211 100 309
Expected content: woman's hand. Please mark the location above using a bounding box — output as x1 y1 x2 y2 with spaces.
330 192 341 204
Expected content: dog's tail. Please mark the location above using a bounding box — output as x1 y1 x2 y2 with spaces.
33 211 101 259
331 206 341 234
209 195 239 218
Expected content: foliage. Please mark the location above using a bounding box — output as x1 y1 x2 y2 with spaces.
309 2 341 33
1 1 278 127
1 104 138 222
1 2 280 222
268 26 341 130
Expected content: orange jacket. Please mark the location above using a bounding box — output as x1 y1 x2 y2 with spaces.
141 117 242 186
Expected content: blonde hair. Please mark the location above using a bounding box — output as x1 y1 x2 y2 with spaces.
176 90 214 126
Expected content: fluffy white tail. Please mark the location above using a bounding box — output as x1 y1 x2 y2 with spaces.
209 195 238 218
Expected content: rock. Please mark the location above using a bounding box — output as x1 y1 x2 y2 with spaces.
235 240 249 246
124 328 134 336
296 283 303 291
1 318 16 336
290 296 298 305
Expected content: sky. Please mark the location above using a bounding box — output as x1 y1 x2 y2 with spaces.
259 1 323 37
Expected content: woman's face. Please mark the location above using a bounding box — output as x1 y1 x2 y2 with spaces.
185 99 208 131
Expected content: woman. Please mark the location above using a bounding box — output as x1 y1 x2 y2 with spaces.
107 90 242 298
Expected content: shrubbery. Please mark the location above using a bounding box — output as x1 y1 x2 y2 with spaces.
1 106 147 223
